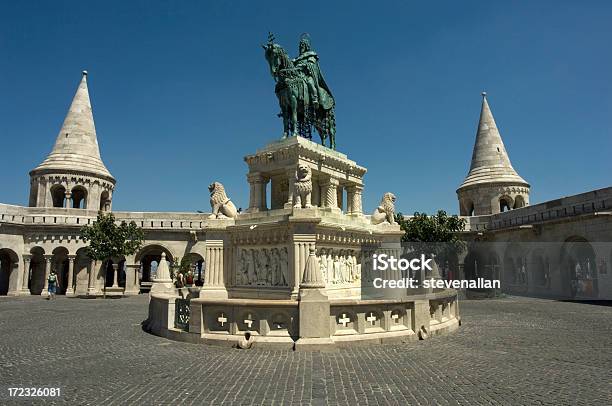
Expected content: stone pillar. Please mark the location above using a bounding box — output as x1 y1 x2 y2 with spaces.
320 177 340 213
202 239 228 298
284 169 296 209
261 177 268 211
42 255 52 296
346 185 363 216
337 185 344 211
64 190 72 208
246 173 267 212
111 262 119 288
270 175 288 210
6 262 20 296
87 260 98 296
20 255 31 295
66 255 76 296
124 264 141 295
295 248 333 349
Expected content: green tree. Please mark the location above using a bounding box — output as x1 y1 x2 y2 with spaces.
395 210 467 266
80 212 144 296
396 210 466 243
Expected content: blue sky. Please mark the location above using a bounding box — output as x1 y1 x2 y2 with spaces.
1 1 611 214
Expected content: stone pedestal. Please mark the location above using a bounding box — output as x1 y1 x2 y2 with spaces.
244 137 365 212
201 238 229 299
295 289 333 349
124 264 141 295
41 255 52 297
295 247 333 349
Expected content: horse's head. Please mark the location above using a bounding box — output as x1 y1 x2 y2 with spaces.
263 34 291 80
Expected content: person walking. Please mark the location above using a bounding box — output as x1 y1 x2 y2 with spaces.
47 269 59 300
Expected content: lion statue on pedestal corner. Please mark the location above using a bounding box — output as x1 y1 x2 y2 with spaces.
293 164 312 209
208 182 238 219
371 192 397 225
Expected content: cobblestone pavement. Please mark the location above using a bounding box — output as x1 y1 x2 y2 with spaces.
1 295 611 406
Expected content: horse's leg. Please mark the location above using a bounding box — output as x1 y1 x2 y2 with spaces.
280 100 289 139
329 117 336 150
290 94 299 137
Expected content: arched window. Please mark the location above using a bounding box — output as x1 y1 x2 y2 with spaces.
461 199 474 216
71 186 88 209
513 195 526 209
100 190 110 211
499 197 512 212
50 185 66 208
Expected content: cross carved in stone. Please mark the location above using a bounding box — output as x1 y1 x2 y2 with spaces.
391 312 400 323
244 314 254 329
366 312 377 326
217 313 228 327
338 313 350 327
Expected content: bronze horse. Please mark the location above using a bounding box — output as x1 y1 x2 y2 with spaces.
264 40 336 149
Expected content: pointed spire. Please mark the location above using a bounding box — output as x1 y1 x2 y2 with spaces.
31 71 114 180
458 92 528 190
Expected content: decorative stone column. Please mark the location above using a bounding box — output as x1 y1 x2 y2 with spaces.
20 255 31 295
247 173 267 212
337 185 344 211
202 239 228 298
42 255 52 296
320 177 340 213
87 260 98 296
111 262 119 288
124 264 141 295
64 190 72 208
66 255 76 296
346 185 363 216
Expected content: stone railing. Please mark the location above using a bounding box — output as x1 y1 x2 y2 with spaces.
488 187 612 231
0 203 214 231
145 289 460 349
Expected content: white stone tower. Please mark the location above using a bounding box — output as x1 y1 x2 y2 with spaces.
29 71 115 210
457 93 529 216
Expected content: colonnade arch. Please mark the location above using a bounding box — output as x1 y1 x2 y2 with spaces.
28 247 46 294
135 245 175 290
0 248 19 295
71 186 88 209
560 236 597 298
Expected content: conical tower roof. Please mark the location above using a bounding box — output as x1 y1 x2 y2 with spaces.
458 93 528 190
31 71 114 181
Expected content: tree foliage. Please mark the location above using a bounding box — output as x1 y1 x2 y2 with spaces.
395 210 467 260
80 212 144 262
396 210 466 243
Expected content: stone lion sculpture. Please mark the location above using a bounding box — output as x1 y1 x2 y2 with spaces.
371 192 397 225
293 164 312 208
208 182 238 219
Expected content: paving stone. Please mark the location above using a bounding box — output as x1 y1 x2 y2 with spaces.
0 295 611 405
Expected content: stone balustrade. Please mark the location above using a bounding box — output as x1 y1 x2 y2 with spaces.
460 187 612 232
145 289 459 349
